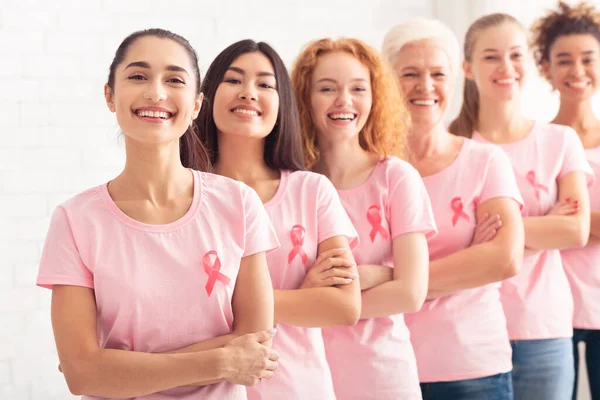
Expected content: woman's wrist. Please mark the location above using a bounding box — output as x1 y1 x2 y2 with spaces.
190 348 229 382
213 347 232 381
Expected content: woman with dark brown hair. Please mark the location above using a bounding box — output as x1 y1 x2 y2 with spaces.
196 39 362 400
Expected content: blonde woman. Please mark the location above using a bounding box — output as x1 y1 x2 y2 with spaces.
451 13 593 400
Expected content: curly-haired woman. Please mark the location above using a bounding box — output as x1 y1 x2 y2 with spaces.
531 2 600 398
291 37 437 400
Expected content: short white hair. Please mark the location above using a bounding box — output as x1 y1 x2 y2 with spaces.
381 18 460 75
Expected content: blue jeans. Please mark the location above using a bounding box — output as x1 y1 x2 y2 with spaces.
573 329 600 400
511 338 574 400
420 372 513 400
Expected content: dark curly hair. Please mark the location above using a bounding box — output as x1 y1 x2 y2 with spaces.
531 1 600 74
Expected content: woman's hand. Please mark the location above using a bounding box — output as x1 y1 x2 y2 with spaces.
300 248 357 289
547 198 579 216
221 330 279 387
471 213 502 245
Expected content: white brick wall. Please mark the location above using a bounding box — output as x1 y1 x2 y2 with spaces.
0 1 433 398
5 1 595 399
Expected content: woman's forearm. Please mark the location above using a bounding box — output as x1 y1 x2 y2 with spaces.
274 287 360 327
62 347 225 397
428 241 518 292
524 215 588 250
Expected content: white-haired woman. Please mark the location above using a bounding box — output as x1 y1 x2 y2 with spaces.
369 19 526 399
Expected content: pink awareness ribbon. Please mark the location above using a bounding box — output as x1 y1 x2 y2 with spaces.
203 250 230 296
526 171 548 200
367 205 389 242
451 197 470 226
288 224 308 265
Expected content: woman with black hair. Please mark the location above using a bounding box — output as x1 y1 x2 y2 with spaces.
195 39 362 400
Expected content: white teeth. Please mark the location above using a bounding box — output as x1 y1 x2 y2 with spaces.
496 78 516 84
329 113 355 120
411 99 436 106
136 110 171 119
233 108 259 116
567 81 588 88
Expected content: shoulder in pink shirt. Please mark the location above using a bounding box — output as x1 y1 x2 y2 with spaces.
562 145 600 329
404 138 523 382
473 122 593 339
322 157 437 400
247 170 358 400
37 170 280 400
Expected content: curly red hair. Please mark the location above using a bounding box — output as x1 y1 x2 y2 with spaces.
290 37 409 168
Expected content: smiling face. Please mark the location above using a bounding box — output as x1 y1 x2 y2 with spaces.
212 51 279 139
104 36 202 145
309 51 373 143
395 39 453 129
464 22 530 103
544 33 600 102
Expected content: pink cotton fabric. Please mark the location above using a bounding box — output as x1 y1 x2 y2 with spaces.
37 170 280 400
404 139 523 382
474 122 593 340
322 157 437 400
247 170 358 400
562 145 600 329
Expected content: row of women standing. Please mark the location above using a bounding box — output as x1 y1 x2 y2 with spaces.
36 1 600 399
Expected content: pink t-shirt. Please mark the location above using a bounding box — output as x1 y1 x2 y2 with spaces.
404 139 523 382
322 157 437 400
36 170 280 400
562 145 600 329
247 170 358 400
473 122 593 339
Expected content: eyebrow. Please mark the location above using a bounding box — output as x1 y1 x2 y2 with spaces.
482 46 523 52
556 50 596 57
125 61 189 75
226 66 275 77
316 77 369 83
401 66 446 71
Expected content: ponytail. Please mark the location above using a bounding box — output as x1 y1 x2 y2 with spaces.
180 122 211 172
449 79 479 138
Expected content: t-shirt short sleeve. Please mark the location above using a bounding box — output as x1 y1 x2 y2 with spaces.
37 206 94 290
559 126 594 186
479 146 524 208
388 162 438 240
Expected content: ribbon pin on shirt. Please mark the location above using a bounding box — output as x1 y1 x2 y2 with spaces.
367 205 389 242
526 170 549 201
203 250 230 296
451 197 470 226
288 224 308 265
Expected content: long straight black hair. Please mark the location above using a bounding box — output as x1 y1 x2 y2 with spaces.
195 39 305 171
